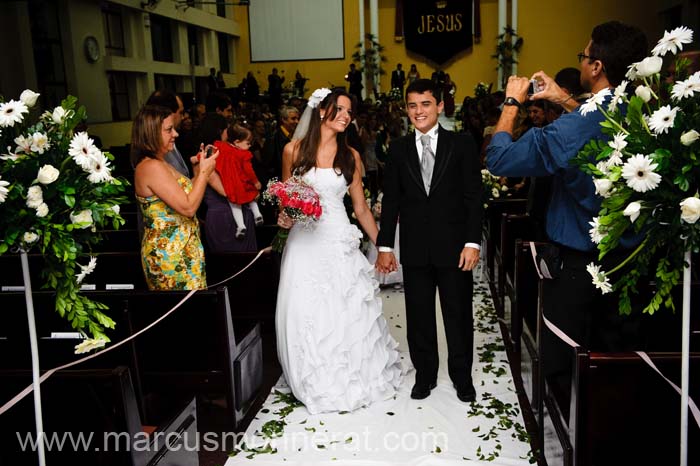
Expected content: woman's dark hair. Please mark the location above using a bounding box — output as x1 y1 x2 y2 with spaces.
227 123 252 143
292 88 356 185
130 105 173 167
198 113 228 145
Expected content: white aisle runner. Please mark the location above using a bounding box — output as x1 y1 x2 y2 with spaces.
225 280 535 465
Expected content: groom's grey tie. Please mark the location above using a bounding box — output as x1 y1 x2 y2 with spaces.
420 134 435 193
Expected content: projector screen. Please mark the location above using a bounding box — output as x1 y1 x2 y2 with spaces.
248 0 345 62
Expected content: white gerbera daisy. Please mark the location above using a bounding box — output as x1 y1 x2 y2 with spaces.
621 154 662 192
588 217 606 244
648 105 679 135
586 263 612 294
0 177 10 203
652 26 693 57
69 132 98 169
75 256 97 284
579 88 611 116
86 151 113 183
0 100 29 127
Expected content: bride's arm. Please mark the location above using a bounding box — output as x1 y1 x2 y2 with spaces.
278 141 300 229
348 149 379 245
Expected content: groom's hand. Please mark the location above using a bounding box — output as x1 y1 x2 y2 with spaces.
376 251 397 273
458 247 480 271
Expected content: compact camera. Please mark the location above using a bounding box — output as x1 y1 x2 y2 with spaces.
528 79 544 96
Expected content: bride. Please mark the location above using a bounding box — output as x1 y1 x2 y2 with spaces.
275 88 403 414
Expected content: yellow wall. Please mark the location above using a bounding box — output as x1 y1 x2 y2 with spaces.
94 0 666 147
230 0 663 107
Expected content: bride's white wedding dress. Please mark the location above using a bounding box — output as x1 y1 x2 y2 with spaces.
276 167 403 414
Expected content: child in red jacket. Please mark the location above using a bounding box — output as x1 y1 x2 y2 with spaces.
214 124 263 239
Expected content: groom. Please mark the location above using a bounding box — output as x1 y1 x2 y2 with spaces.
376 79 482 402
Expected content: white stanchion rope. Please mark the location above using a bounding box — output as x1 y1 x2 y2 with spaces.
0 246 271 416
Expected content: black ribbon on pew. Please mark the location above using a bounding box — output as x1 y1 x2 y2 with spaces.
0 247 271 416
527 241 700 429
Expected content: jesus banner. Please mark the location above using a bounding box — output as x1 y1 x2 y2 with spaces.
402 0 473 65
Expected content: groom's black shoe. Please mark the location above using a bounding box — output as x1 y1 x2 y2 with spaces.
454 383 477 403
410 382 437 400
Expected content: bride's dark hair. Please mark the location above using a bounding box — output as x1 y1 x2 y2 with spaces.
291 89 356 184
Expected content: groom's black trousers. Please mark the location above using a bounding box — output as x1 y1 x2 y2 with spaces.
402 264 474 387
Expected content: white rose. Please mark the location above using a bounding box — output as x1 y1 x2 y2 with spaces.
70 209 93 228
19 90 40 108
680 197 700 224
635 85 652 103
681 130 700 146
594 178 613 198
52 106 67 124
635 56 663 77
491 187 500 198
26 185 43 208
110 204 120 215
37 164 59 184
35 202 49 218
23 232 39 244
623 201 642 223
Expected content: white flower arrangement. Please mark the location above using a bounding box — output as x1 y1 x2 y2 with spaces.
0 91 129 342
308 88 332 109
574 27 700 315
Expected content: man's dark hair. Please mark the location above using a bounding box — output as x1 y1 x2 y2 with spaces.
405 78 442 104
146 89 179 113
589 21 648 86
205 92 232 113
554 67 584 96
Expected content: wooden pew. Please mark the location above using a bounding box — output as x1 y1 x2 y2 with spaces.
0 287 264 430
483 198 527 303
494 213 534 317
0 366 198 466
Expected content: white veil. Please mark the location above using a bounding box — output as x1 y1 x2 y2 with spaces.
292 87 332 140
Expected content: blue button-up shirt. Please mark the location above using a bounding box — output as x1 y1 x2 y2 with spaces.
486 106 610 252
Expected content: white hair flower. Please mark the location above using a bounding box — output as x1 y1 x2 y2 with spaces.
621 154 662 193
308 88 332 109
652 26 693 57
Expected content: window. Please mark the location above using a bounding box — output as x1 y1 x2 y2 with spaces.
154 74 179 93
217 1 226 18
187 25 200 66
218 32 230 74
107 72 131 121
28 0 67 110
101 2 125 56
150 15 173 63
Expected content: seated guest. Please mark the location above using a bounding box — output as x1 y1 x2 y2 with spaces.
131 105 218 290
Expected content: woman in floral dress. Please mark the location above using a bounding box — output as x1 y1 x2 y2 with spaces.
132 105 219 290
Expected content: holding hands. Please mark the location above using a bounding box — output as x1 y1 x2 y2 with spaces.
506 71 578 111
375 251 398 274
192 143 219 177
277 211 294 229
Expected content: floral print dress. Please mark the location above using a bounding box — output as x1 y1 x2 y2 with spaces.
136 176 207 290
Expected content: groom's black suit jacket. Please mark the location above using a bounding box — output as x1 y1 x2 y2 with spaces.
377 126 482 266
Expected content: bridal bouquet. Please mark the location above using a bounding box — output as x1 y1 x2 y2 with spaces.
0 91 129 343
573 26 700 315
263 176 322 251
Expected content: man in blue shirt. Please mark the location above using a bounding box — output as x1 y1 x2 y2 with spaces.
486 21 648 416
